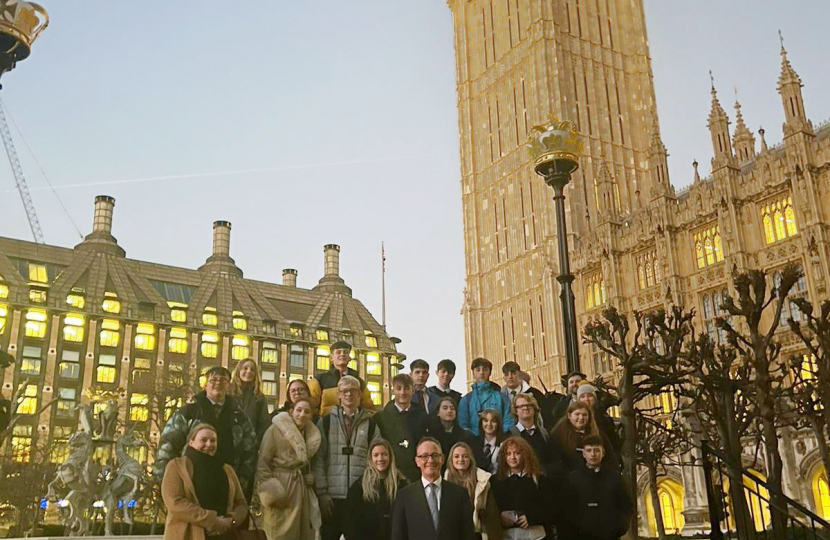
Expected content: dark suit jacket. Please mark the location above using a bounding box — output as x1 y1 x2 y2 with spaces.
391 479 475 540
375 402 429 481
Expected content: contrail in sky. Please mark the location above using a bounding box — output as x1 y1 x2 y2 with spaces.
9 151 455 193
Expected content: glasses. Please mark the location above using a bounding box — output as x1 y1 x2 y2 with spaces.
207 377 229 385
515 404 535 411
416 453 443 462
339 388 360 395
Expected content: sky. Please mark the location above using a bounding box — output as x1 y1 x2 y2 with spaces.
0 1 828 392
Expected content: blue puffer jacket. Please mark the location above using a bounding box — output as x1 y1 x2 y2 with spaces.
458 381 515 435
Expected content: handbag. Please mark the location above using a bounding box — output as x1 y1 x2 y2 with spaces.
230 508 267 540
503 525 546 540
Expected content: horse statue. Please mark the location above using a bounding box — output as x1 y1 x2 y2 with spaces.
102 431 146 536
46 430 94 536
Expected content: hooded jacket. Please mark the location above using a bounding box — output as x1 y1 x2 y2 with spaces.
458 381 515 436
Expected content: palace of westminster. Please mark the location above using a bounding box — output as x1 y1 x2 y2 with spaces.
0 0 829 536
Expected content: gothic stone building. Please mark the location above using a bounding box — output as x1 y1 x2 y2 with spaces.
0 196 400 466
448 0 830 533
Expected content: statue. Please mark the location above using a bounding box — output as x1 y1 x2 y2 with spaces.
102 431 146 536
97 398 119 440
45 430 94 536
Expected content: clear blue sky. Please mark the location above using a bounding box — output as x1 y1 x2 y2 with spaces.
1 1 828 392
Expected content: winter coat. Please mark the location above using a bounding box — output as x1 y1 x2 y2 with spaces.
374 402 429 482
490 473 556 532
154 392 258 498
422 416 475 458
308 367 376 417
161 456 248 540
458 381 515 436
236 386 271 445
508 424 553 467
427 386 462 413
343 476 408 540
566 465 632 540
312 407 381 500
257 412 323 540
444 467 503 540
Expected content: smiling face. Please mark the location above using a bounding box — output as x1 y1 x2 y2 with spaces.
481 413 499 437
504 369 521 390
567 375 585 396
504 443 525 473
578 392 596 408
393 382 412 408
569 408 590 431
205 371 230 402
288 380 309 403
331 348 351 372
188 428 217 456
291 400 313 428
415 440 444 481
515 397 536 424
338 383 360 410
451 446 471 473
238 360 257 383
438 400 457 424
436 368 454 389
371 444 390 474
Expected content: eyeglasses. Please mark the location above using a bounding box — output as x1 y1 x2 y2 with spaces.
515 404 535 411
416 453 443 462
207 377 229 385
339 388 360 395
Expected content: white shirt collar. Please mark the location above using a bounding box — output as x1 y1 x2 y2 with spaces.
206 396 224 407
394 403 410 413
516 422 536 433
436 384 452 393
422 476 443 489
506 380 530 395
509 471 527 478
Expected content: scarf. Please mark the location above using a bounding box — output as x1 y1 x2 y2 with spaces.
185 446 229 516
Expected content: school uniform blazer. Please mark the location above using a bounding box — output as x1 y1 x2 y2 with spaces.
390 479 476 540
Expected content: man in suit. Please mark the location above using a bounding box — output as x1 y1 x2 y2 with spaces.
391 437 475 540
375 373 429 481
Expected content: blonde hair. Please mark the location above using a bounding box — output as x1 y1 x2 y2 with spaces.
445 442 477 503
187 423 217 443
230 359 263 398
362 439 406 503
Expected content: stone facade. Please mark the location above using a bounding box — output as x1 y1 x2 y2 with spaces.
0 196 400 465
448 0 830 532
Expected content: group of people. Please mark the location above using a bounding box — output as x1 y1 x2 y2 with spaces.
154 342 632 540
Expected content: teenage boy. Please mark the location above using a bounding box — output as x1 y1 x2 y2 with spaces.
409 359 433 413
457 357 514 436
507 393 551 466
501 361 547 427
567 435 632 540
547 370 586 427
376 373 429 481
308 341 375 416
427 359 461 407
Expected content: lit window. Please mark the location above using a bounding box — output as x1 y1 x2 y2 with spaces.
202 308 218 326
11 425 32 462
289 326 302 337
316 346 330 371
348 358 358 370
168 327 188 354
56 388 77 418
20 346 42 375
0 281 8 299
608 405 620 418
261 341 278 364
100 318 120 347
585 272 606 310
29 288 47 303
775 266 808 324
16 384 39 414
289 345 305 368
288 373 304 383
59 350 81 379
28 263 47 283
232 311 247 331
96 354 117 383
262 370 277 396
50 426 72 463
24 308 47 338
201 331 219 358
591 343 612 375
134 322 156 350
168 302 187 323
102 293 121 314
814 469 830 519
693 225 724 269
796 354 817 386
761 195 798 245
316 329 329 342
232 335 250 360
636 249 661 290
0 304 6 335
165 396 183 420
130 393 150 422
66 293 85 309
263 321 277 334
367 381 381 405
366 355 381 375
63 313 85 343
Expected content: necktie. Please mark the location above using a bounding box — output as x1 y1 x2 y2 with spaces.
213 403 222 417
510 390 517 400
427 483 439 531
527 428 536 437
483 443 493 463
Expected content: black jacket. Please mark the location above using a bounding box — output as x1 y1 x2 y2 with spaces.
391 480 475 540
344 476 409 540
422 416 475 458
549 430 620 474
508 424 553 467
375 402 429 482
427 386 462 407
566 465 632 540
235 387 271 444
489 473 555 530
470 435 501 474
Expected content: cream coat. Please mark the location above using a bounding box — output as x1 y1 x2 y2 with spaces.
257 412 322 540
161 456 248 540
445 467 503 540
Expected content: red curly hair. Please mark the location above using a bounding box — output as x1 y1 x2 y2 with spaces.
496 436 543 480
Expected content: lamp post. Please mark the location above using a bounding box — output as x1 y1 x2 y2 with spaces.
527 119 583 375
0 1 49 80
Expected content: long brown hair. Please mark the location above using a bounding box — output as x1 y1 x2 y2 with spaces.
362 439 406 503
496 437 542 481
229 359 263 397
445 442 478 503
283 379 311 409
551 401 599 453
478 408 506 445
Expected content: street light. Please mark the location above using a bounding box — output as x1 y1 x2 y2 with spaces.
527 119 583 375
0 1 49 79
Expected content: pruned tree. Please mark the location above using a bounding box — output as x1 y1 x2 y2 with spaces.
0 378 57 449
0 444 54 536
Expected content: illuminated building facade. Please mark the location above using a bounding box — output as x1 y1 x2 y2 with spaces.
0 195 399 465
448 0 830 532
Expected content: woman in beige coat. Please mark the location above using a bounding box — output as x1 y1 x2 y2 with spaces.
161 423 248 540
257 397 322 540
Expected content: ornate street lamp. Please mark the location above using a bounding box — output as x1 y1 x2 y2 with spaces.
0 0 49 80
527 119 583 375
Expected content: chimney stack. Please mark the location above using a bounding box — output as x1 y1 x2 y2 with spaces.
324 244 340 277
282 268 298 287
92 195 116 234
212 221 232 258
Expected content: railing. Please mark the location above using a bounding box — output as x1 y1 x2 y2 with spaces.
700 441 830 540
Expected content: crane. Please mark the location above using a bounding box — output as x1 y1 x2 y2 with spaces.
0 98 44 244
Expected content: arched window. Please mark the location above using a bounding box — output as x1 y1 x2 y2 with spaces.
646 478 685 535
812 468 830 519
694 226 724 269
760 195 798 244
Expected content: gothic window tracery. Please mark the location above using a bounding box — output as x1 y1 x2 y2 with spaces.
693 225 724 269
636 249 661 290
761 195 798 245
